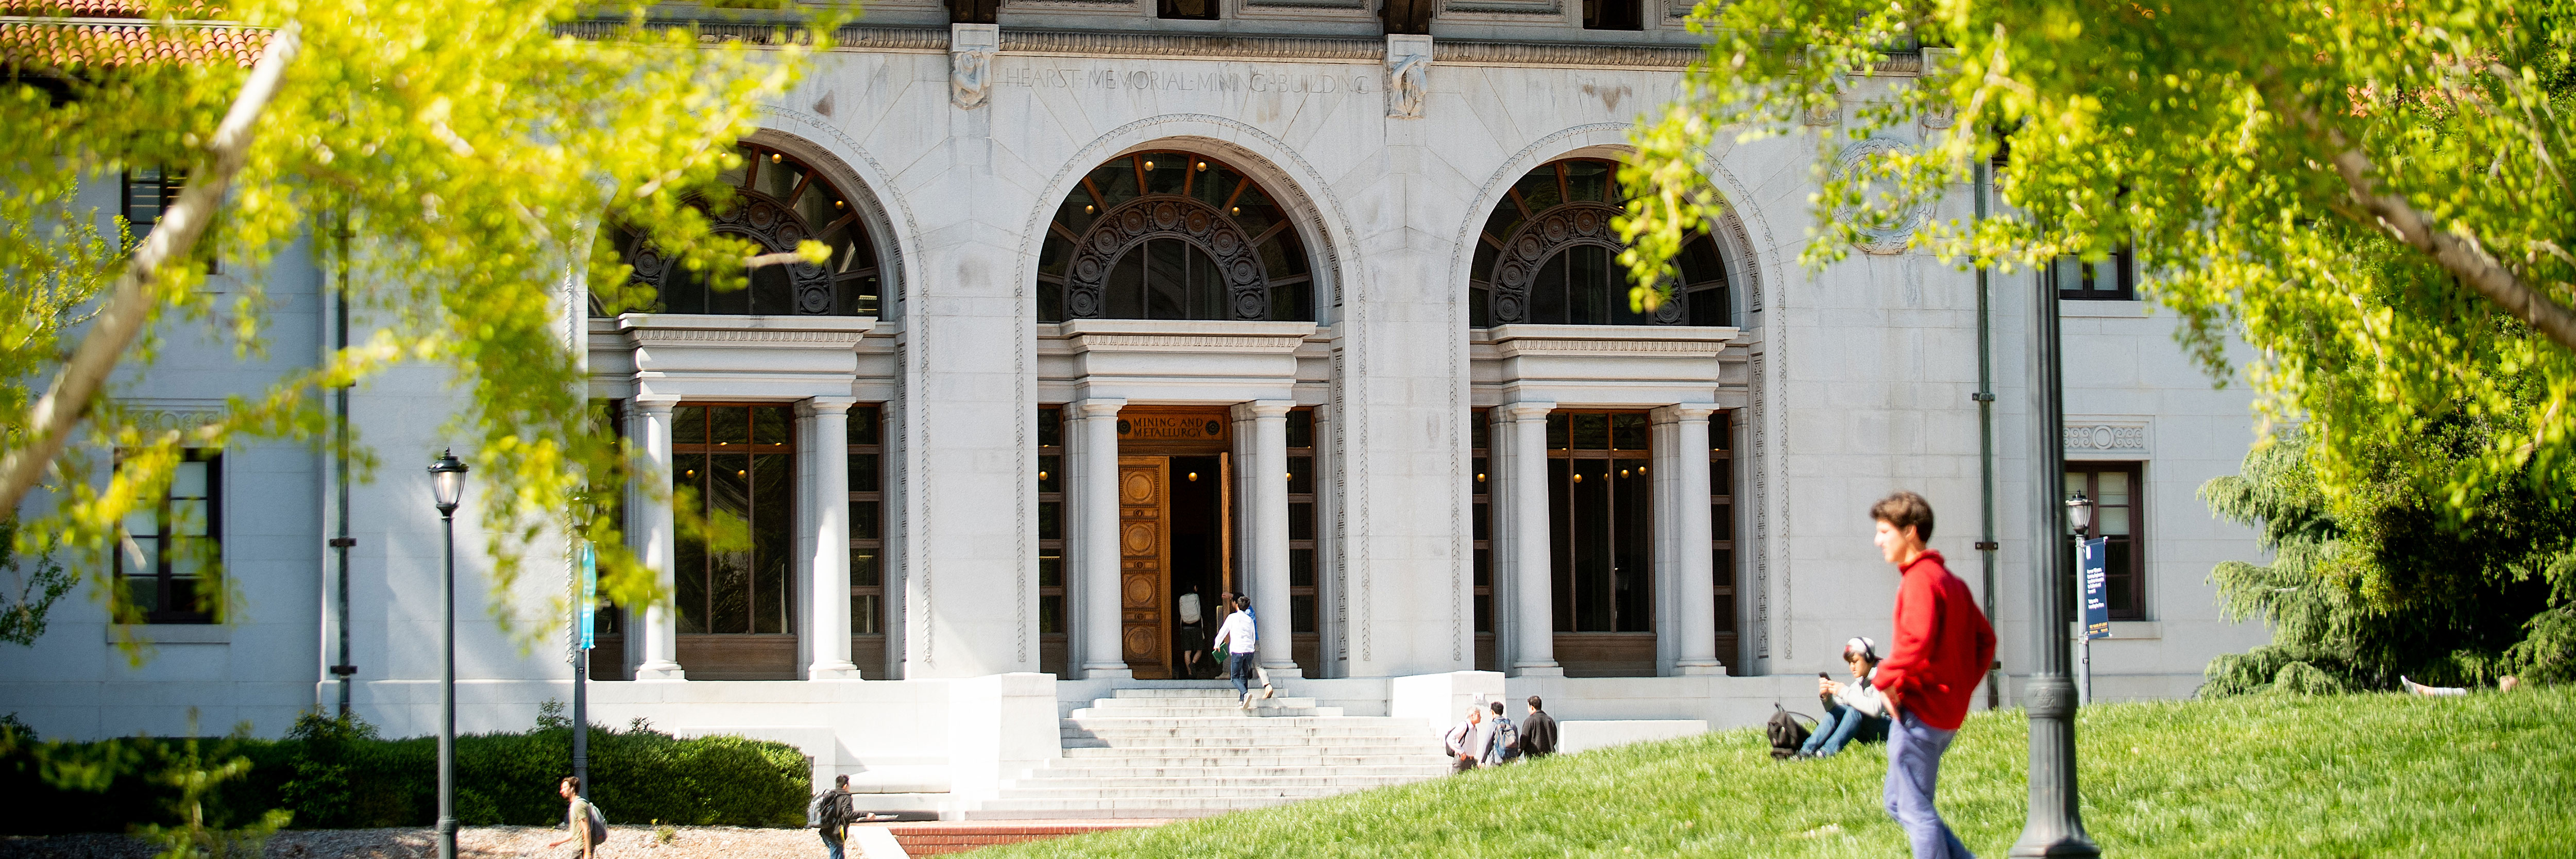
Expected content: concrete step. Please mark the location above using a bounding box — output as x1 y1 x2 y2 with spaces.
1087 697 1324 710
1030 764 1451 779
961 807 1234 820
973 797 1320 812
1062 735 1440 750
993 785 1395 800
1072 706 1343 719
1065 715 1418 729
1057 753 1444 768
1061 717 1412 732
1004 773 1435 788
1107 687 1266 699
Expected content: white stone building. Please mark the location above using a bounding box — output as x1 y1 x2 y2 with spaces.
3 0 2270 817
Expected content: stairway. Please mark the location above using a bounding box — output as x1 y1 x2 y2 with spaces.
966 686 1453 819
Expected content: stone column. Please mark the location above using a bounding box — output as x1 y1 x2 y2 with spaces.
1654 405 1725 676
803 397 862 680
629 395 685 681
1071 398 1131 680
1501 401 1562 677
1233 400 1300 678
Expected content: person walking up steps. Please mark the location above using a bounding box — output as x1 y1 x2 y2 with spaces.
1479 700 1520 766
1868 491 1995 859
1210 596 1261 709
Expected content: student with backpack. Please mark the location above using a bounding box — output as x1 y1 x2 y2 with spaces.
809 774 857 859
1479 700 1520 766
546 776 606 858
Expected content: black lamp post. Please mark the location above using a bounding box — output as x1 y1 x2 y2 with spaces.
428 450 469 859
2012 263 2099 858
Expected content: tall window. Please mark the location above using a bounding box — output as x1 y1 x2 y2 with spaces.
610 143 886 318
1710 411 1738 670
2065 463 2144 620
1470 409 1495 671
1287 408 1322 670
123 169 183 245
1037 407 1068 676
1471 158 1729 328
1038 151 1314 323
1158 0 1217 18
672 405 795 635
116 451 220 624
2052 247 2134 301
848 405 887 672
1548 411 1652 633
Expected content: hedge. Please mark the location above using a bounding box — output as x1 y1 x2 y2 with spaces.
0 711 810 835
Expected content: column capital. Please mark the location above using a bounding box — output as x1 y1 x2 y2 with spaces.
800 396 860 417
1652 403 1720 424
632 394 681 414
1072 397 1127 419
1231 399 1296 421
1503 401 1555 420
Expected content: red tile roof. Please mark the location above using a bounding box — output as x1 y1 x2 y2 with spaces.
0 19 266 69
0 1 225 18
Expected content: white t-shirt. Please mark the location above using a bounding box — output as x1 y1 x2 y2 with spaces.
1213 611 1257 654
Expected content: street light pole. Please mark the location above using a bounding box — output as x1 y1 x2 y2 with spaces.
2010 264 2099 857
428 451 469 859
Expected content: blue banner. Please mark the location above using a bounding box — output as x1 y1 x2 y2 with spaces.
2080 536 2110 640
579 542 597 651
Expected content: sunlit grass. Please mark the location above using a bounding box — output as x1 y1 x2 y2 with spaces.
971 688 2576 858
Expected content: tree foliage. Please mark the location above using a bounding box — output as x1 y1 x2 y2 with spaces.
1 0 844 647
1620 0 2576 518
2199 426 2576 696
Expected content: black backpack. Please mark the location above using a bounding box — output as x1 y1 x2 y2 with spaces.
1767 705 1815 760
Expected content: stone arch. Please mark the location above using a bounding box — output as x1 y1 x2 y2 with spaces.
1021 122 1353 327
1451 133 1768 329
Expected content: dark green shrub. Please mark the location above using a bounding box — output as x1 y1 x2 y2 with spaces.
0 710 809 834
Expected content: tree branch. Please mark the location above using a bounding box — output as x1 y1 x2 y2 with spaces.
2326 146 2576 354
0 22 303 516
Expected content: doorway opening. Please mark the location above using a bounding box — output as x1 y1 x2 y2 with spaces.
1115 409 1235 680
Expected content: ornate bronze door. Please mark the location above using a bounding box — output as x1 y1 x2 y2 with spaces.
1118 457 1173 678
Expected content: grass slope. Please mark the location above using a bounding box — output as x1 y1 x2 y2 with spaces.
974 689 2576 858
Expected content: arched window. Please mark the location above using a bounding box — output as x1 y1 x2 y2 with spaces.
1469 157 1731 328
608 142 886 318
1038 151 1313 323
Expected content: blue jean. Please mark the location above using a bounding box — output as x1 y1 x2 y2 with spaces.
1799 702 1889 757
1884 711 1973 859
1228 652 1256 700
820 830 844 859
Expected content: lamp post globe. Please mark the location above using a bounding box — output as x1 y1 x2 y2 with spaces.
2065 491 2094 537
426 449 468 859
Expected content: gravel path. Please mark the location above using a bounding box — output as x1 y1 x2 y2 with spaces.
0 826 838 859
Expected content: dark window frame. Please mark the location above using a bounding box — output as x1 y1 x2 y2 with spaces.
115 449 222 625
1546 410 1654 634
1287 408 1321 671
850 404 888 648
1582 0 1642 29
2064 461 2146 621
2052 246 2136 302
1469 408 1494 670
671 403 798 636
1035 406 1067 675
1709 411 1738 670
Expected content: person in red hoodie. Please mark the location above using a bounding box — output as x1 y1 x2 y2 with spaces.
1868 491 1995 859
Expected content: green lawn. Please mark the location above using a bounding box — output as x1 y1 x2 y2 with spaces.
974 688 2576 858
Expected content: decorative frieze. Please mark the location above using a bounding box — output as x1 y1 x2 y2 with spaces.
2063 420 2149 455
999 29 1383 60
1433 40 1698 68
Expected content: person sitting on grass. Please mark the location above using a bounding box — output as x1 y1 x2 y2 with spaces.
1797 637 1891 759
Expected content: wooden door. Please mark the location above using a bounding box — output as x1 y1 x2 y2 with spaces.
1118 457 1173 678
